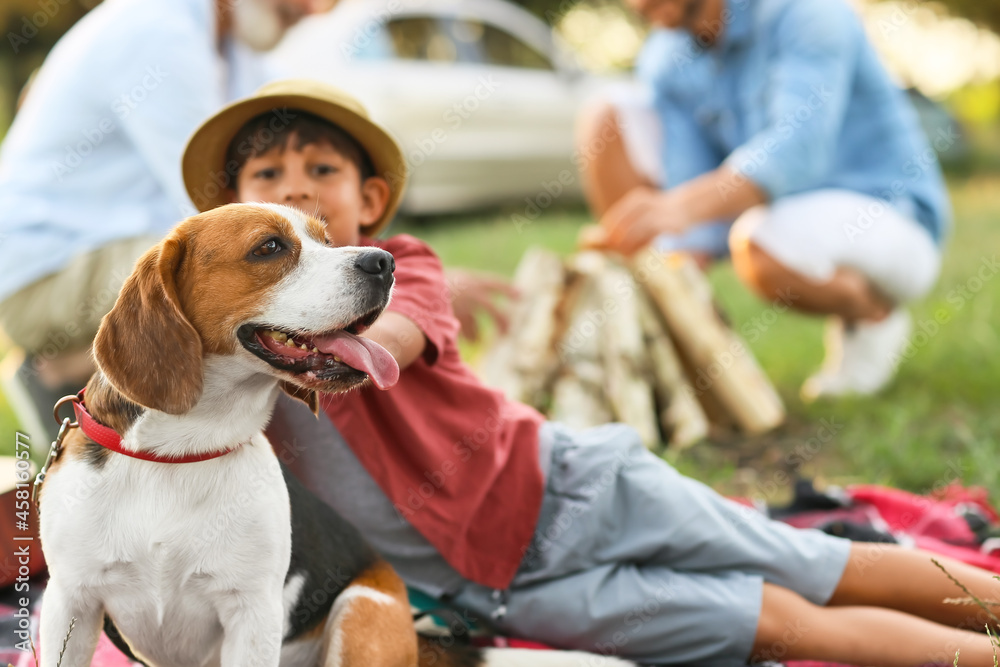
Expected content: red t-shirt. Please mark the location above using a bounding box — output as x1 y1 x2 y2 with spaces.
321 234 545 590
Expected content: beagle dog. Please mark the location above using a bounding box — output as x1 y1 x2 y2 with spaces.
36 204 634 667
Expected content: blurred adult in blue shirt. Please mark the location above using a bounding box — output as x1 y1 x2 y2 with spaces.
579 0 950 400
0 0 330 426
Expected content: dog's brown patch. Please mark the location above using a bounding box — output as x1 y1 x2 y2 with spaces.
83 374 145 436
94 234 203 414
348 559 407 598
175 206 302 356
322 560 417 666
62 374 146 469
42 375 145 474
93 205 316 413
417 637 483 667
305 216 328 246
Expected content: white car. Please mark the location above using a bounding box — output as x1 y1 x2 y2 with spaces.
269 0 629 215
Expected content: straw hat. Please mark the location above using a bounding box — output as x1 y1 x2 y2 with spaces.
182 79 407 237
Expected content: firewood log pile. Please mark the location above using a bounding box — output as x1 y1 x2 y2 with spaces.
482 247 785 449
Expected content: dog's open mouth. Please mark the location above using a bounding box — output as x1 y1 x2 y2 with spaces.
237 310 399 390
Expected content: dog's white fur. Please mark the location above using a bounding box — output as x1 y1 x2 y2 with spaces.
38 205 389 667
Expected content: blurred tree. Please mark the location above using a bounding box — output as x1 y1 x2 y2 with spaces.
0 0 99 126
508 0 1000 34
510 0 618 25
929 0 1000 35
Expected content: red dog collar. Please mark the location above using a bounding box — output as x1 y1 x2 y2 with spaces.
73 389 242 464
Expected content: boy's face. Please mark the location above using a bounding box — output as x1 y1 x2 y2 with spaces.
233 136 389 246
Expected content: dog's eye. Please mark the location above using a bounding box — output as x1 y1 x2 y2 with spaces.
253 239 283 257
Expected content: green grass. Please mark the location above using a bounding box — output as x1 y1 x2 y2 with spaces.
3 178 998 507
395 176 1000 503
0 383 19 457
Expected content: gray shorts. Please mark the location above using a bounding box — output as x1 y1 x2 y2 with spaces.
452 423 852 666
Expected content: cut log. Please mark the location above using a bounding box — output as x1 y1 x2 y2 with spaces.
593 260 660 448
482 247 565 406
482 246 785 444
550 256 614 430
636 293 709 448
631 248 785 435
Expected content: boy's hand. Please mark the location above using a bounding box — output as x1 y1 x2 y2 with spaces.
363 312 426 371
445 269 519 343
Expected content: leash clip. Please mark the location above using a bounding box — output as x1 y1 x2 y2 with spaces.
32 418 71 509
32 395 81 509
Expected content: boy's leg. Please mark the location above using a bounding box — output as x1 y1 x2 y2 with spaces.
756 582 998 667
453 561 768 665
830 543 1000 630
518 423 852 604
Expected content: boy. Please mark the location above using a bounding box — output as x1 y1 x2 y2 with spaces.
183 79 999 666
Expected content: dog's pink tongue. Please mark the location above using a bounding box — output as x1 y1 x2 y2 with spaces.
313 331 399 390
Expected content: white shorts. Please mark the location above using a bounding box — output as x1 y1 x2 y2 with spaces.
731 190 941 304
611 91 942 303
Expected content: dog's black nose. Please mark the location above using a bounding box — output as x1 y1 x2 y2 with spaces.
355 249 395 279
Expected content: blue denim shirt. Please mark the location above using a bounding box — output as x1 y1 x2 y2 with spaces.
636 0 950 244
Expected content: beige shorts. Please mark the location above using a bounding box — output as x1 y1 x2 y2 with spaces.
0 235 160 356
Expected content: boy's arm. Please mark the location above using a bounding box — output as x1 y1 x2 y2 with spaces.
363 312 427 370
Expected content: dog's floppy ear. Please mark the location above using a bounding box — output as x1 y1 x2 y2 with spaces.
94 235 203 415
280 381 319 416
